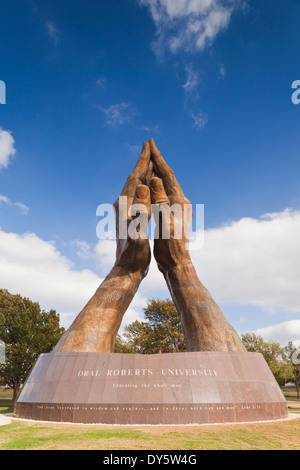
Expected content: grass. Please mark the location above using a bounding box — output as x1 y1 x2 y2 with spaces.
0 388 13 414
282 386 300 403
0 418 300 450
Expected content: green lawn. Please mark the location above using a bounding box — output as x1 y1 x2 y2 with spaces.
0 418 299 450
282 386 300 403
0 388 13 414
0 388 13 400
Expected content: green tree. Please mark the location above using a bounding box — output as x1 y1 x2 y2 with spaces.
115 299 186 354
241 333 291 386
0 289 65 401
285 342 300 399
114 334 136 354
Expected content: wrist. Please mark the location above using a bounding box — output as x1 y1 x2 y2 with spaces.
163 261 213 305
157 255 195 278
113 262 148 282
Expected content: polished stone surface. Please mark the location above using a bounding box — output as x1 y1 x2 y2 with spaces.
15 351 288 424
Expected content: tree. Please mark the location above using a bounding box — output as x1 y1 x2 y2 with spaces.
0 289 65 401
241 333 292 387
114 334 136 354
115 298 187 354
285 342 300 399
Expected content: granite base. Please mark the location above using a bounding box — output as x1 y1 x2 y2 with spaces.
15 351 288 425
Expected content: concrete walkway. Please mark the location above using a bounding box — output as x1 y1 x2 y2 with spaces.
0 414 12 426
287 401 300 410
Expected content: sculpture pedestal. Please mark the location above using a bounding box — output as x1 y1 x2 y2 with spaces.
15 351 287 425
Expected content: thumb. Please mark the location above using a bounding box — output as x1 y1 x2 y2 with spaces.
150 177 169 205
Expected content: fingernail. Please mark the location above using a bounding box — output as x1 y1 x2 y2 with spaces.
150 177 163 192
136 185 149 199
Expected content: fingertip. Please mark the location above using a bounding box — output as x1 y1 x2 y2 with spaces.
142 141 150 152
150 177 163 192
135 184 150 200
149 139 162 162
150 177 169 205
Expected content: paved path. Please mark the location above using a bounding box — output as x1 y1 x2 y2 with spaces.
0 414 12 426
287 401 300 410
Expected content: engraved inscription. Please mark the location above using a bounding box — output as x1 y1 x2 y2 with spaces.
77 368 217 378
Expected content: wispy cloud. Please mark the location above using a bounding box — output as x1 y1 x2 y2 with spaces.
139 124 160 133
0 128 16 170
138 0 243 56
46 21 61 46
219 62 226 78
96 77 106 90
237 315 248 325
190 111 208 129
137 2 244 130
71 239 93 260
101 103 136 128
123 143 142 155
182 65 199 96
0 195 29 215
182 65 207 129
95 102 159 131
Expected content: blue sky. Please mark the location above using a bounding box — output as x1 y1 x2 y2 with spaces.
1 0 300 346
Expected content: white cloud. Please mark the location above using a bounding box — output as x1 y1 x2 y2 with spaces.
94 239 116 270
191 209 300 314
71 239 93 260
0 129 16 170
46 22 61 46
138 0 242 55
0 230 102 328
0 195 29 215
183 65 199 95
190 111 208 129
0 230 167 331
96 77 106 89
237 315 247 325
123 143 143 155
182 65 208 130
219 62 226 78
254 321 300 348
101 103 136 127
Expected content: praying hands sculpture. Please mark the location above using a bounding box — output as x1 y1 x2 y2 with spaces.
54 139 245 353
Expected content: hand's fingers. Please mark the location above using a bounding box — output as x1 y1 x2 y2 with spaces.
120 142 151 198
133 142 151 181
145 160 154 187
149 138 184 197
129 184 151 241
132 184 151 219
150 177 170 205
149 138 170 176
150 178 173 241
